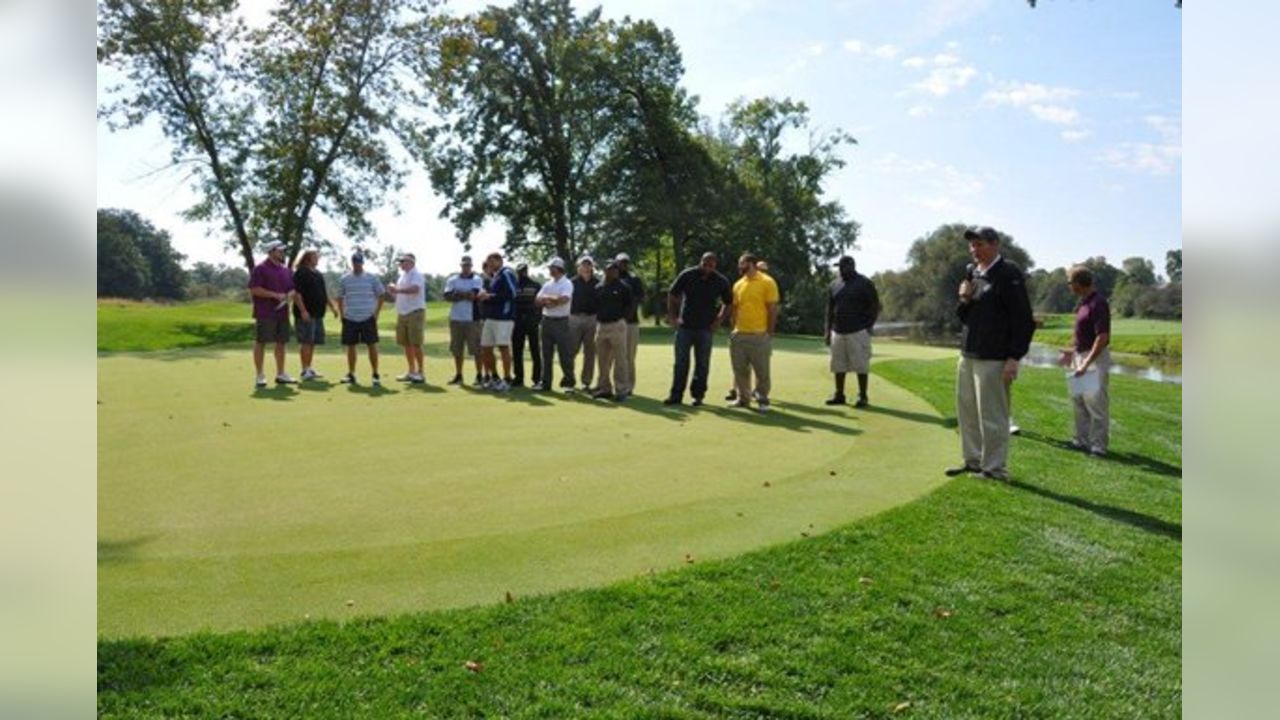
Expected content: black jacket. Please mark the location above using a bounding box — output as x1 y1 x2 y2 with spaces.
956 257 1035 360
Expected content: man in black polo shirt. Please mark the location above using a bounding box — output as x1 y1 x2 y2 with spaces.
825 255 880 407
947 226 1035 481
568 256 600 392
592 261 633 401
664 252 732 406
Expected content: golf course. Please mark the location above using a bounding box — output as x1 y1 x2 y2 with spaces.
98 299 1182 717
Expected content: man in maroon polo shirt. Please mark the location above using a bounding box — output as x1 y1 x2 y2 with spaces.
1059 265 1112 456
248 240 298 389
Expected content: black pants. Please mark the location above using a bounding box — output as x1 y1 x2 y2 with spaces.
512 317 542 384
669 327 713 401
540 316 575 388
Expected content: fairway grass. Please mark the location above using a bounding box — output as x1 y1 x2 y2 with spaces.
99 334 956 637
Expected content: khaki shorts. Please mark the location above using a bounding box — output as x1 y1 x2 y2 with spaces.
396 309 425 346
481 319 514 348
449 321 481 356
830 329 872 374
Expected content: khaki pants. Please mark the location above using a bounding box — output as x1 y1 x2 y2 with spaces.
625 322 640 390
595 320 630 395
1072 349 1110 452
568 314 597 387
956 356 1011 474
730 332 772 401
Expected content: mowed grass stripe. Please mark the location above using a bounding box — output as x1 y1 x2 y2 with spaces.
99 337 955 637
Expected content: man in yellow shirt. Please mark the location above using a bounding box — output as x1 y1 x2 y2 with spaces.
728 253 780 412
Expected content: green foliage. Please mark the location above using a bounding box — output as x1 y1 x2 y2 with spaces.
872 223 1034 331
98 0 442 269
1165 248 1182 284
1121 256 1157 287
186 262 250 299
97 208 187 300
1028 267 1075 313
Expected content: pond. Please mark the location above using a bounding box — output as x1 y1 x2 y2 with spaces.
876 323 1182 384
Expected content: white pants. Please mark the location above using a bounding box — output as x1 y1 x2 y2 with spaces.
956 356 1011 474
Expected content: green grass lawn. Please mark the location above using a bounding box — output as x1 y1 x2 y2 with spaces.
1036 313 1182 359
98 301 1181 717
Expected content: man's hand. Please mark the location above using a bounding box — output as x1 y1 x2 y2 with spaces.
477 290 492 301
958 280 974 302
1002 358 1019 384
300 309 311 322
1072 366 1089 378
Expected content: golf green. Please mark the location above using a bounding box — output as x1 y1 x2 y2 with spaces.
98 337 957 638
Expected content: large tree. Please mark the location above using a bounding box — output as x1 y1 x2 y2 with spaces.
415 0 617 262
98 0 441 271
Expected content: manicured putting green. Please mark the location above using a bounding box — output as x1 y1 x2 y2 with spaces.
98 337 957 638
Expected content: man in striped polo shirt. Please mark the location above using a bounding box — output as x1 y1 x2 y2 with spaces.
336 252 386 386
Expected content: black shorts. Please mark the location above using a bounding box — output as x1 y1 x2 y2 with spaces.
341 317 379 345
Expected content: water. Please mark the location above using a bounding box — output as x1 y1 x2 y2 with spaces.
875 323 1182 384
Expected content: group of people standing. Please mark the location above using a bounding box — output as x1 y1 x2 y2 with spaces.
247 224 1112 480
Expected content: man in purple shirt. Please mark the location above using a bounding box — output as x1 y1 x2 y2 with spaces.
248 240 298 388
1059 265 1112 456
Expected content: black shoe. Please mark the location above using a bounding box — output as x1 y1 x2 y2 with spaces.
591 390 613 401
474 374 484 386
854 396 869 408
535 383 552 392
724 389 738 401
824 394 846 406
447 375 462 385
663 397 683 406
982 469 1010 482
944 465 980 477
691 397 704 407
614 392 630 402
511 379 524 388
560 378 576 389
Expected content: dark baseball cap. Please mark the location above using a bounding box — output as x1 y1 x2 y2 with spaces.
964 226 1000 243
834 255 855 267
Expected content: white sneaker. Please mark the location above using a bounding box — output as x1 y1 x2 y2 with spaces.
300 368 315 381
493 379 510 392
395 372 414 382
309 369 324 379
340 373 356 384
372 373 382 387
255 375 267 389
276 373 297 384
410 373 425 384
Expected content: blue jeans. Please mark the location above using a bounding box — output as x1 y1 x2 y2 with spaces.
670 328 713 401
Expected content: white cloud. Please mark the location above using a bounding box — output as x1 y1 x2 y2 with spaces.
785 42 827 73
873 152 985 195
842 39 863 53
1061 129 1092 143
933 53 960 67
1028 104 1080 125
872 44 900 59
902 56 927 68
1100 114 1181 176
982 81 1079 108
807 42 826 56
911 65 977 97
907 105 934 118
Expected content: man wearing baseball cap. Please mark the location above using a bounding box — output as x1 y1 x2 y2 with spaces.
592 260 633 400
247 239 298 388
336 251 386 386
947 226 1035 481
510 262 543 387
616 253 646 393
443 255 485 385
825 255 880 407
387 252 426 383
534 257 575 391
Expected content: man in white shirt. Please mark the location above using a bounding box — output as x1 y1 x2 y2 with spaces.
386 252 426 383
443 255 485 385
534 257 575 391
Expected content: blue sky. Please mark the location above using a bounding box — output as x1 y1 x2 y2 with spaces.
96 0 1182 277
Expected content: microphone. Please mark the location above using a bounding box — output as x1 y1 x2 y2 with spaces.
964 263 975 280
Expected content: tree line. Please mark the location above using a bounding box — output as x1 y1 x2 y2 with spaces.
98 0 856 333
872 224 1181 331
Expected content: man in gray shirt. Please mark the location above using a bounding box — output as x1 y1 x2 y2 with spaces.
443 255 485 385
336 252 386 386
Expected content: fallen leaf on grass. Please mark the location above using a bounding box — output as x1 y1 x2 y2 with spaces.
684 553 695 564
829 470 837 476
893 701 911 712
800 532 810 538
504 591 514 604
345 599 355 608
858 576 873 586
933 608 954 619
762 481 771 488
464 660 483 673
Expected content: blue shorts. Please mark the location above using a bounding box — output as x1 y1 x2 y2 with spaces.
295 316 326 345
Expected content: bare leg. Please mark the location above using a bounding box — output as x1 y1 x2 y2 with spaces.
253 342 266 376
273 341 286 376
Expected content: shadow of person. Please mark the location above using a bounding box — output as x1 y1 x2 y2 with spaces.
1017 430 1182 480
857 403 957 429
250 385 298 401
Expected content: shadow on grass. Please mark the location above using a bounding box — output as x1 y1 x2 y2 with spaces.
613 394 861 436
98 536 159 566
1018 430 1182 480
858 404 958 429
346 383 399 397
1005 478 1182 542
250 385 299 401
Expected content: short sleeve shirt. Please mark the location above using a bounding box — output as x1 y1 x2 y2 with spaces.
393 267 426 315
445 274 483 322
1073 291 1111 353
249 260 294 321
829 273 880 334
669 267 732 330
337 272 385 322
537 276 574 318
732 272 780 334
